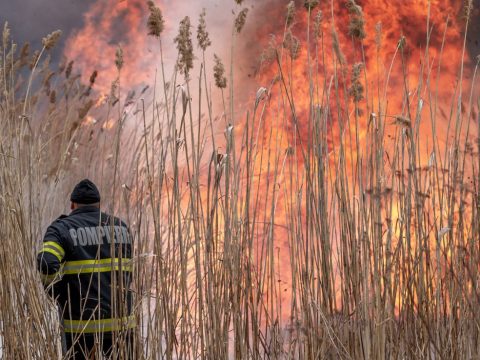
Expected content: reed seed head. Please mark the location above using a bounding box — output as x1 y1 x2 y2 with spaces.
346 0 365 40
115 46 124 72
110 79 119 104
283 30 301 60
147 0 165 37
197 9 211 51
348 17 365 40
29 50 40 70
463 0 473 20
286 1 296 27
42 30 62 51
313 10 323 37
89 70 98 87
259 35 277 65
235 8 249 33
174 16 194 76
213 54 227 89
346 0 362 16
66 60 74 79
304 0 319 11
19 43 30 66
398 35 407 50
78 99 94 119
3 22 10 50
349 62 364 102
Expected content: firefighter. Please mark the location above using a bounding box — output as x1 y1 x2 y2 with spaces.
37 179 135 359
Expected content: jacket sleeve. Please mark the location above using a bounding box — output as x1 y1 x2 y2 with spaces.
37 222 66 285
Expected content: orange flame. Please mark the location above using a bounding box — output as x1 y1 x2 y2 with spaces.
62 0 478 321
63 0 157 94
249 0 473 155
243 0 477 316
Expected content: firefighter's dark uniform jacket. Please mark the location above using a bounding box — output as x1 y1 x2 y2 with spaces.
37 206 134 334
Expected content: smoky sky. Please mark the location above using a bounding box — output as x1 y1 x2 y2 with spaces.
0 0 96 61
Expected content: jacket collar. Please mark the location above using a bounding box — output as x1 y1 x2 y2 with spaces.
70 205 100 216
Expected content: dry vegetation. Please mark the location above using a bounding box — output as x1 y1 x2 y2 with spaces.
0 0 480 359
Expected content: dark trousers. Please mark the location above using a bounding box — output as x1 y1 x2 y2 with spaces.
64 332 133 359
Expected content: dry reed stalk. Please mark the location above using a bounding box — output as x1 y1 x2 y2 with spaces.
0 2 479 358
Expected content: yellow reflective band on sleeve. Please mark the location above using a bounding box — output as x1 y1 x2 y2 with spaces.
40 248 63 262
63 315 136 333
39 241 65 262
63 258 132 275
43 241 65 257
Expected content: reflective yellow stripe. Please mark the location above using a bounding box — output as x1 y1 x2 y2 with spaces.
41 248 63 262
63 315 136 333
63 258 132 275
43 241 65 257
65 258 128 266
38 241 65 262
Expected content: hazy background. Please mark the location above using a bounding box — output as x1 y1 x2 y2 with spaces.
1 0 478 93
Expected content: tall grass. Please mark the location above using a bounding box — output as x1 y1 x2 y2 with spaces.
0 1 479 358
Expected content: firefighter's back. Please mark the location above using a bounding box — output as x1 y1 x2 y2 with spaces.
37 180 135 358
53 205 133 331
40 206 135 356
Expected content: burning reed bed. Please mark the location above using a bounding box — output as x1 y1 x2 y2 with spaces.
0 0 479 358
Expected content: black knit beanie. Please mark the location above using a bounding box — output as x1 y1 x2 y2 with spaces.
70 179 101 204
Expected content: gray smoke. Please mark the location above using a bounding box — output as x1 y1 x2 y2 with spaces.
0 0 95 61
